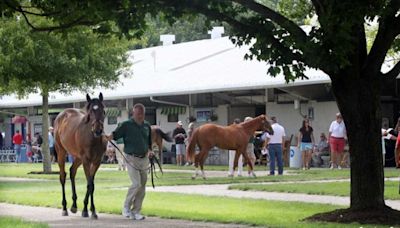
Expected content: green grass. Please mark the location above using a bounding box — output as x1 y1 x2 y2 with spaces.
0 216 48 228
0 163 398 227
1 163 398 187
0 179 371 228
229 180 400 200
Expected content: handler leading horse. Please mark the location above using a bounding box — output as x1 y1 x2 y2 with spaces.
54 93 107 219
187 114 273 179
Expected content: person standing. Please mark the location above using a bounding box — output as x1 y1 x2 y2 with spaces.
48 127 56 163
298 119 315 170
228 118 243 177
268 117 286 175
0 131 3 149
25 134 33 163
107 103 153 220
173 121 187 166
244 117 257 176
185 116 197 166
12 130 23 163
328 113 347 169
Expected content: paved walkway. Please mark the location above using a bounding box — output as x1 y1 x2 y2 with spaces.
0 203 252 228
146 177 400 210
2 175 400 227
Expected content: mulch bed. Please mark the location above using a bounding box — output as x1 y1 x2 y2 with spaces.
304 206 400 226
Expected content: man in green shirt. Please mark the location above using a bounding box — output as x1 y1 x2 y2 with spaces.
107 103 153 220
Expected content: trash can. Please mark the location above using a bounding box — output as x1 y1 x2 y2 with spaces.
289 146 302 168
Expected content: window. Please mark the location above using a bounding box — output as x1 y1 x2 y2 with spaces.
196 110 212 122
107 116 118 125
167 114 179 122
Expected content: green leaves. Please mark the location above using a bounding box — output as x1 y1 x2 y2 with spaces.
0 17 129 97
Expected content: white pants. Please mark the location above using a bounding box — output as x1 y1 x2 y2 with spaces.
228 150 243 176
116 144 126 171
124 154 148 214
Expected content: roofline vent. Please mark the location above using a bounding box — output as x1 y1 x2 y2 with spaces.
208 26 224 39
160 34 175 46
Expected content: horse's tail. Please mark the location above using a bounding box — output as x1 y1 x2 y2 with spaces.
155 128 173 142
187 128 199 161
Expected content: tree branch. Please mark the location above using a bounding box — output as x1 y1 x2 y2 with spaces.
365 0 400 74
231 0 308 43
187 2 305 63
4 0 61 17
310 0 325 16
20 9 96 32
383 60 400 80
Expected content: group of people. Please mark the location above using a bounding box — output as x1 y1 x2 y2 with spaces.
11 126 57 163
227 112 349 176
295 112 347 170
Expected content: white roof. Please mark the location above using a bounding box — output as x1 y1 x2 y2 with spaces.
0 36 330 108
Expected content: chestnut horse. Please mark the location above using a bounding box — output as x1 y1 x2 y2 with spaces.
187 115 273 179
54 93 107 219
151 126 172 163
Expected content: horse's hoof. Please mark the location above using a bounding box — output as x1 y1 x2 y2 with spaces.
70 206 77 214
62 210 68 216
91 213 98 220
82 211 89 218
191 175 196 180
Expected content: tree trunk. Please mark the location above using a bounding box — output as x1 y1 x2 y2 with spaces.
331 72 385 210
41 91 52 173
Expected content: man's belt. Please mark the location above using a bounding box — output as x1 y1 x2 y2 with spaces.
133 154 146 158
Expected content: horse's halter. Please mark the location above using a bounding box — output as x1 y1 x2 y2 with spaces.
261 116 274 135
91 104 105 137
86 93 105 138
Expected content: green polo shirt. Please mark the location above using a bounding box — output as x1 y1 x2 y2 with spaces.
249 136 254 144
112 119 151 156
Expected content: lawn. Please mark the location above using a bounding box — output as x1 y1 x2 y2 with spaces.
0 163 398 227
229 180 400 200
0 216 48 228
0 180 371 228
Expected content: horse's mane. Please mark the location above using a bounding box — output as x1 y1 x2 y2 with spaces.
240 115 264 128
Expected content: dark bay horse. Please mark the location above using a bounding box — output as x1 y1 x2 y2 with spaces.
54 93 107 219
187 115 273 179
151 126 172 163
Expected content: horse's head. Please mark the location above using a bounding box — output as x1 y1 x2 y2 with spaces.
258 115 274 135
85 93 105 137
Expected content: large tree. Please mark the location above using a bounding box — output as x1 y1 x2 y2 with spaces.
0 17 128 173
2 0 400 224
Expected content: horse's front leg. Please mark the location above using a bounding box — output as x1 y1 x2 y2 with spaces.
89 162 101 219
69 158 82 214
82 161 91 218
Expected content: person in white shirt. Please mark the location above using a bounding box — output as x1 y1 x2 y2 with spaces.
267 116 286 175
328 113 347 169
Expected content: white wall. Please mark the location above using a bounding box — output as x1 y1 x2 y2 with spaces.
266 101 339 145
104 110 129 135
228 106 255 124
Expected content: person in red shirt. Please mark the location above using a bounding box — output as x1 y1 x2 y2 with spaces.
12 130 23 163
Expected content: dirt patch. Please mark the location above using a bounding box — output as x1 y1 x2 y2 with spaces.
304 206 400 226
